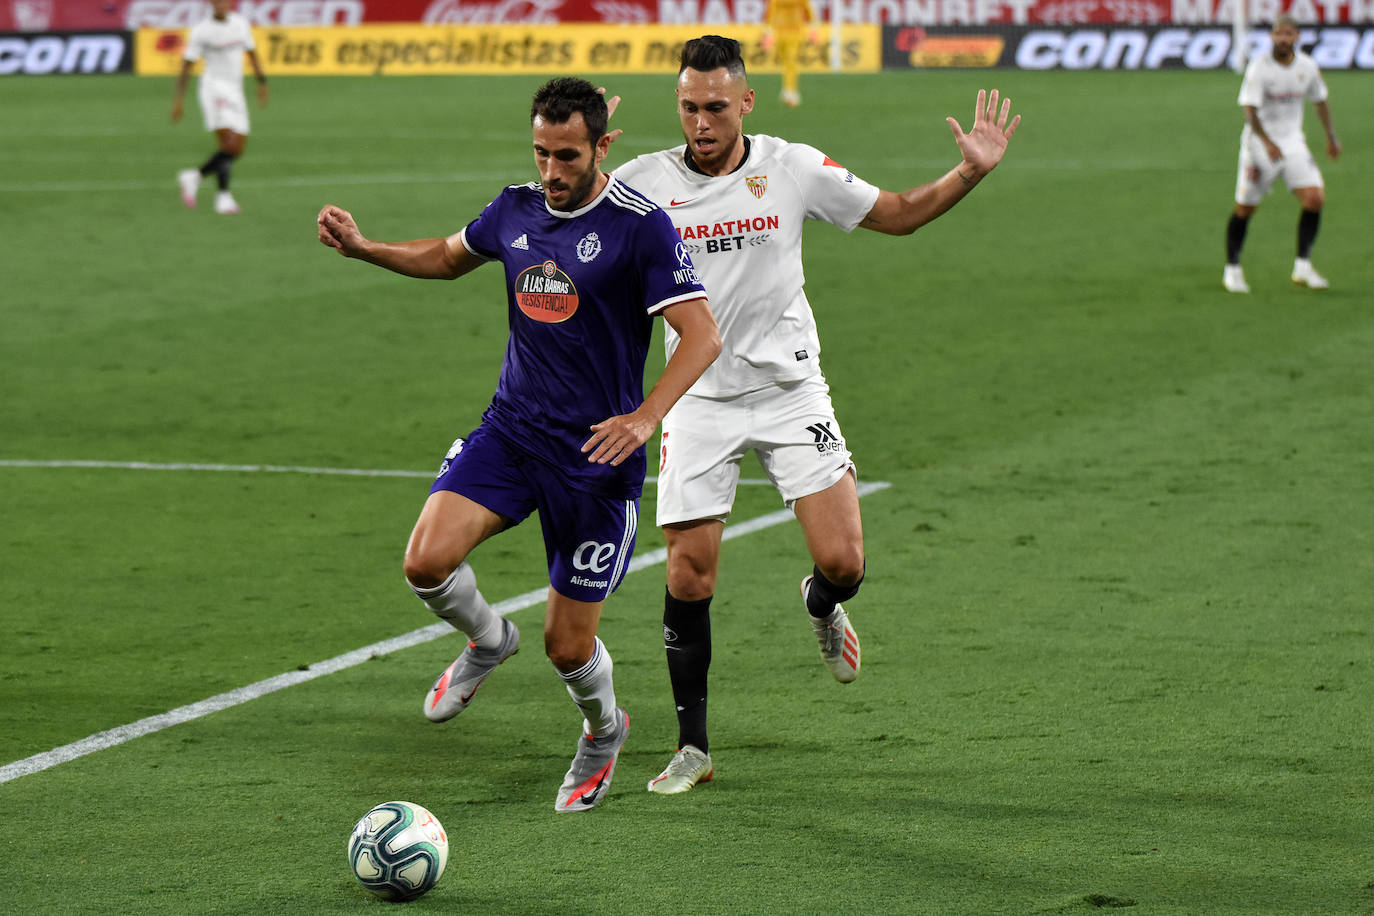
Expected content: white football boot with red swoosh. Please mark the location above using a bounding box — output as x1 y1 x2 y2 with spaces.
555 707 629 813
423 617 520 722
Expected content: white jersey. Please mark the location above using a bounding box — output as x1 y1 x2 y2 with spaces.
614 134 879 398
1238 49 1326 144
185 12 255 88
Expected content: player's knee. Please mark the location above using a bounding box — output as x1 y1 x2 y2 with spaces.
817 548 865 589
666 553 716 601
402 549 455 591
667 563 719 604
543 633 589 673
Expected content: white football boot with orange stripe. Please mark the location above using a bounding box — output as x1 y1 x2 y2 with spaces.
422 617 519 722
647 744 713 794
555 707 629 813
802 575 860 683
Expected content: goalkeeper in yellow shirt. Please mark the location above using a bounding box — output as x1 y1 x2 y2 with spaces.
762 0 818 107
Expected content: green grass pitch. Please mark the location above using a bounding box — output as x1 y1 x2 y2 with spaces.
2 67 1372 913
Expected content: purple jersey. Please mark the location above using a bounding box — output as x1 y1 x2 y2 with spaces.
460 176 705 499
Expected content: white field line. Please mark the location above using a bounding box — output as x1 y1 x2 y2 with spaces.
0 141 688 194
0 458 782 488
0 155 1173 195
0 172 516 194
0 479 890 785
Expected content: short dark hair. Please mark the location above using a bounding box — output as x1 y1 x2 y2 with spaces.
530 77 608 147
680 34 748 80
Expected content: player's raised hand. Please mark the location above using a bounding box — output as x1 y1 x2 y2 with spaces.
596 87 624 145
582 412 655 467
947 88 1020 178
317 204 365 257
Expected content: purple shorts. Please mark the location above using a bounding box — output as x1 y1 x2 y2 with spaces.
431 425 639 604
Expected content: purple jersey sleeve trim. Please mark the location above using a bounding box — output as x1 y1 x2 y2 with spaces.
458 225 496 262
647 290 707 316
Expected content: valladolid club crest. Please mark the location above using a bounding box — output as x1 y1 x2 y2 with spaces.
576 232 602 263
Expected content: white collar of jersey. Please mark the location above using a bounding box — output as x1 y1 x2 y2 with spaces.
543 173 615 219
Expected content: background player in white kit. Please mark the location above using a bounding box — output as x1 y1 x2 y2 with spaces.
170 0 268 215
610 35 1020 794
1223 15 1340 293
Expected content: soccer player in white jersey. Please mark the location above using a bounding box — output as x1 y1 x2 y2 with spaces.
1224 15 1341 293
610 35 1019 794
170 0 268 215
318 78 719 811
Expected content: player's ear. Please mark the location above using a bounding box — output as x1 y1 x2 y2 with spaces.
594 132 612 164
740 88 755 116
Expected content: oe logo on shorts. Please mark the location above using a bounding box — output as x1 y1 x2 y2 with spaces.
572 540 616 573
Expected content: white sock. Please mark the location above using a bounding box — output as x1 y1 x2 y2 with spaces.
559 638 618 737
408 563 500 648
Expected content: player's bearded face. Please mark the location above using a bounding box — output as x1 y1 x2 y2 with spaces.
676 67 755 176
532 113 607 212
1270 23 1297 59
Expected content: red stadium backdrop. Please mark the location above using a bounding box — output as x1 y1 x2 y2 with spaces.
4 0 1373 29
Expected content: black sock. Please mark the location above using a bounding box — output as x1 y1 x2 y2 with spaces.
805 563 864 619
664 589 711 754
1297 209 1321 259
1225 213 1250 265
199 151 236 190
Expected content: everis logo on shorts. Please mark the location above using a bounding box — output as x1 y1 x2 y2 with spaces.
806 422 844 454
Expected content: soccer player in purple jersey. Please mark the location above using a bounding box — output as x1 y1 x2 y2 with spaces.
317 77 720 813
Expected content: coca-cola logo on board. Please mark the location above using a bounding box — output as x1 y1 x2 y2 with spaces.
422 0 563 24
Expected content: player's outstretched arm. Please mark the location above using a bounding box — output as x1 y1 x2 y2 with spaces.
316 205 483 280
582 297 720 466
860 88 1020 236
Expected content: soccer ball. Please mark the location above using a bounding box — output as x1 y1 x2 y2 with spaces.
347 801 449 901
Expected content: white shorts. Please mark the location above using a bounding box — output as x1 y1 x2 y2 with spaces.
655 375 855 527
199 80 250 135
1235 134 1321 205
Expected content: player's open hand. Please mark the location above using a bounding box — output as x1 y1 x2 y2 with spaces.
595 87 624 145
317 205 364 257
582 412 654 467
947 89 1020 178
